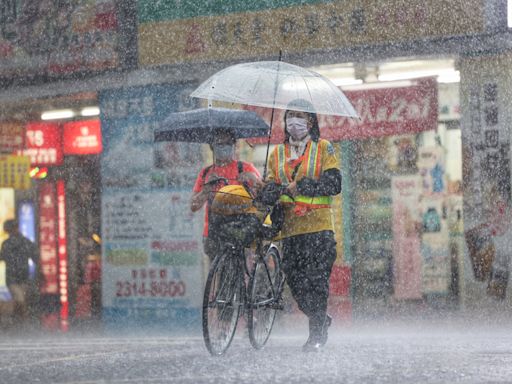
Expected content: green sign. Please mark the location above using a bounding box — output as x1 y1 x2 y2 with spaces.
138 0 333 22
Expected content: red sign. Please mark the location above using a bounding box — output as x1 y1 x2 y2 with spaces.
57 180 69 332
247 78 438 143
39 182 58 295
63 120 103 155
0 122 25 152
19 122 63 166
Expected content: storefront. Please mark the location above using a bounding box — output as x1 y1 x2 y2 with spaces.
1 0 511 330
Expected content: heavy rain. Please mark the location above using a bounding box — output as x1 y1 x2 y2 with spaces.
0 0 512 383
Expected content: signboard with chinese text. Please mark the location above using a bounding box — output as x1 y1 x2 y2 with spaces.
391 175 423 300
19 122 63 166
247 78 438 143
101 189 203 329
57 180 69 331
0 155 31 190
460 54 512 230
0 122 24 153
99 83 204 330
63 120 102 155
0 188 15 248
139 0 484 66
39 182 58 295
0 0 120 78
100 83 201 189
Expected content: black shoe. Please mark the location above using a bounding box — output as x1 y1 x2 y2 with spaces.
302 336 322 353
318 314 332 347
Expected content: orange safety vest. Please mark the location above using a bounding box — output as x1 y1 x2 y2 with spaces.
273 141 331 216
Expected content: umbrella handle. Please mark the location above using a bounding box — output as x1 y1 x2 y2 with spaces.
262 50 283 181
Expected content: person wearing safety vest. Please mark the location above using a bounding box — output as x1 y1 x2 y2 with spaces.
266 99 341 352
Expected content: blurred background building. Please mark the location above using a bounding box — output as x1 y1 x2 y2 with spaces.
0 0 510 332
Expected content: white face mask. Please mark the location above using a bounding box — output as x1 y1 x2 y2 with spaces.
286 117 309 140
213 144 234 161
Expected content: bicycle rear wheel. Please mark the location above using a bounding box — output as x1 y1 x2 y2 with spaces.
248 245 282 349
202 251 243 356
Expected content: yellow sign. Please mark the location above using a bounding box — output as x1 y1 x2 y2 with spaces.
0 155 31 190
139 0 484 67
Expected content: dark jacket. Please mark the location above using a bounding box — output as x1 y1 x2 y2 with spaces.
0 234 37 285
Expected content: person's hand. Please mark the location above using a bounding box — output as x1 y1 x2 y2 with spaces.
238 171 256 184
203 173 224 193
238 172 264 189
286 181 298 197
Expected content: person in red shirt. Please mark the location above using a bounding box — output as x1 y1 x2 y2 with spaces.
190 130 261 259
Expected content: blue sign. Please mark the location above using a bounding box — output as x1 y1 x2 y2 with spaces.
99 83 202 190
18 201 35 242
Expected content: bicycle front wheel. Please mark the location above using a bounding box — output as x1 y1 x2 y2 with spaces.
248 245 282 349
202 251 243 356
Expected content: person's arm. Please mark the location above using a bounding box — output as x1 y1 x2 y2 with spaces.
296 168 341 197
190 189 210 212
190 167 208 212
238 162 264 189
190 168 221 212
296 140 341 197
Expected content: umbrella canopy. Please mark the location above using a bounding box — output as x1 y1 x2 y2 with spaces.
154 107 269 144
190 61 358 118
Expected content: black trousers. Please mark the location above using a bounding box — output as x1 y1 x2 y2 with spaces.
282 230 337 333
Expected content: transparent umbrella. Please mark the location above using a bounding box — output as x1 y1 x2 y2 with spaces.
190 61 358 118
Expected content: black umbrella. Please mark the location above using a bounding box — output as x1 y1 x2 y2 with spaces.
154 107 269 144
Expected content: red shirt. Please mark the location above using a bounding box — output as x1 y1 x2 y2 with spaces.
193 160 261 236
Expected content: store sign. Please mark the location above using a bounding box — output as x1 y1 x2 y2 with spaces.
139 0 484 66
0 0 120 77
391 175 423 300
63 120 102 155
0 155 31 190
0 122 24 152
248 78 438 143
57 180 69 331
39 182 59 295
138 0 323 22
19 122 63 166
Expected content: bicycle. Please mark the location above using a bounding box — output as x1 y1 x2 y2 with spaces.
202 183 286 356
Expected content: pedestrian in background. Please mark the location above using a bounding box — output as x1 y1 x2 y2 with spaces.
0 219 39 326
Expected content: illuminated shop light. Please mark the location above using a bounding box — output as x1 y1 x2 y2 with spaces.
41 109 75 120
378 69 460 83
341 80 414 91
80 106 100 117
29 166 48 179
330 78 364 87
509 0 512 28
92 233 102 244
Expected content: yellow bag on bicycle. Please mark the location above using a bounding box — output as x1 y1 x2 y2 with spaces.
209 185 260 247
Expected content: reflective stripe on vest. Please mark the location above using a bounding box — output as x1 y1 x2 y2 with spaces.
275 141 331 208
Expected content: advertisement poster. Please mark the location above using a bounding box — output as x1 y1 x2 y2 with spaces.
391 175 422 300
420 196 450 295
99 83 204 331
